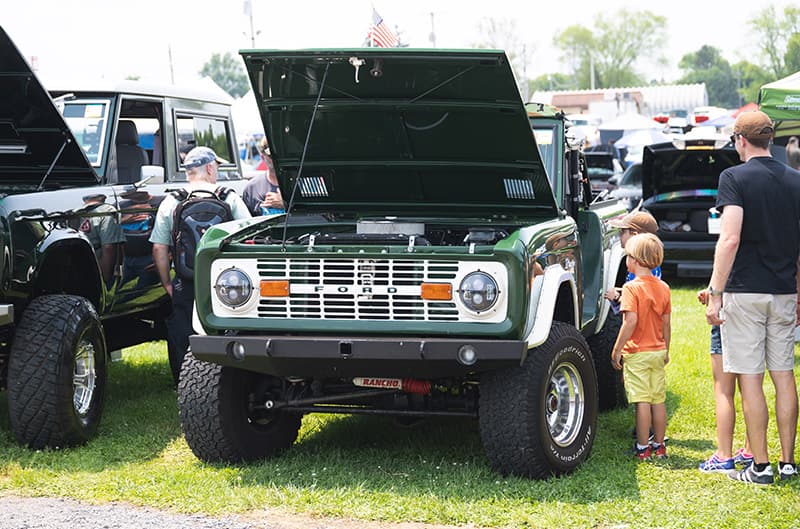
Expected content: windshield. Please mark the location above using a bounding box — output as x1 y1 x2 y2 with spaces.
531 125 557 188
585 154 616 179
56 98 112 167
620 164 642 186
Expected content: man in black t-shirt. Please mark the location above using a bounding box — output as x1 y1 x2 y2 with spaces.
706 111 800 484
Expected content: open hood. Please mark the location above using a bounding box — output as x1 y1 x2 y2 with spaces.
0 27 98 188
240 49 556 215
642 141 741 203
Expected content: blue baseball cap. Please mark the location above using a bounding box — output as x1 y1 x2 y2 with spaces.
183 146 225 170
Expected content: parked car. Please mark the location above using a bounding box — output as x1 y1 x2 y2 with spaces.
566 113 602 146
690 106 728 127
641 137 741 277
609 162 642 211
178 50 629 479
584 151 623 195
0 26 246 449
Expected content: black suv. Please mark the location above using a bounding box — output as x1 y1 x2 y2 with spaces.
0 27 245 449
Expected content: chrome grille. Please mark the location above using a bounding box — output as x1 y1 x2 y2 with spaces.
256 258 459 320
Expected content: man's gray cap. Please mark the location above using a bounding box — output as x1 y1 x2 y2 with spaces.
183 146 225 169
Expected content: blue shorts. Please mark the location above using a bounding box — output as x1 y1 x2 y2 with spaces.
710 325 721 355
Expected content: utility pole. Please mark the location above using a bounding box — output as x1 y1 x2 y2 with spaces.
168 44 175 85
243 0 260 47
429 12 436 48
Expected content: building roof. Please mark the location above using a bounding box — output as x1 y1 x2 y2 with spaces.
531 83 708 117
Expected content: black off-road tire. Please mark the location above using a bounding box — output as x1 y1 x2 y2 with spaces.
177 352 301 463
586 311 627 410
479 322 598 478
7 295 107 449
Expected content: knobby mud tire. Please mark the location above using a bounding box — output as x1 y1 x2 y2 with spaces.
177 352 301 463
479 322 598 478
586 311 627 410
7 295 107 449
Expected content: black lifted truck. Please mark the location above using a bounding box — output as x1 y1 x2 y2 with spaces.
178 49 629 478
0 27 245 448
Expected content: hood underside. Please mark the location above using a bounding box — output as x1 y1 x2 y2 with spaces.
642 142 740 202
240 49 556 215
0 26 98 188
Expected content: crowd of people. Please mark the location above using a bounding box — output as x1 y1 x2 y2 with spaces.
609 110 798 485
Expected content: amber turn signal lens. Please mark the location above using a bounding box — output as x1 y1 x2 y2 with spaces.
260 280 289 297
420 283 452 300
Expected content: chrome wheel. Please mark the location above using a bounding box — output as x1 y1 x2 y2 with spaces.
546 361 585 447
73 335 97 416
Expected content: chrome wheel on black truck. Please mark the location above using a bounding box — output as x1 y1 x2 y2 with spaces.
479 322 598 478
7 295 107 448
178 352 301 463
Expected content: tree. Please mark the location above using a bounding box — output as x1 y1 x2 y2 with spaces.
527 73 578 93
553 9 668 89
732 60 772 105
677 46 739 108
785 33 800 75
472 18 536 100
750 4 800 77
552 26 594 89
199 52 249 99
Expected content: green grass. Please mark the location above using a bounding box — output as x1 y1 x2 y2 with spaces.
1 281 799 528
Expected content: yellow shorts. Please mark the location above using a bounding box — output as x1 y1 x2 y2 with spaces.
622 350 667 404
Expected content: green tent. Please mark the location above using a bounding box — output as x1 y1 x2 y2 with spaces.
758 71 800 137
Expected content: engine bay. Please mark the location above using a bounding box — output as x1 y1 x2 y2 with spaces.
249 216 514 248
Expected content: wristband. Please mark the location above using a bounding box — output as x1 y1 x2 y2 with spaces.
708 286 723 297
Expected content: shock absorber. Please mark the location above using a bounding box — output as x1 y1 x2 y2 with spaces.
402 378 431 395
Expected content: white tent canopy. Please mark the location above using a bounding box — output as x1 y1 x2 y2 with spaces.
598 113 663 131
614 128 672 148
231 89 265 138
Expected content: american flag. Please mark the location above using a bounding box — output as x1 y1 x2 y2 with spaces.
368 8 399 48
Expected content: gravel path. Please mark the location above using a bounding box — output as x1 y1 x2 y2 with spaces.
0 495 483 529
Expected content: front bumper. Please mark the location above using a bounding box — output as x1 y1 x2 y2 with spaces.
189 335 526 378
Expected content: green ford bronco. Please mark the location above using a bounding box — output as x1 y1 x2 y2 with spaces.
0 26 246 449
179 49 629 478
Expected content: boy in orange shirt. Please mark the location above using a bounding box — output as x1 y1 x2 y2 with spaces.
611 233 672 460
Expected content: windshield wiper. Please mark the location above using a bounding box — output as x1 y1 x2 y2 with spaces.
280 62 331 250
37 135 69 192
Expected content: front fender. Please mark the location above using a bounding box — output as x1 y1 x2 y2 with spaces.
35 231 104 310
594 237 626 333
523 264 579 349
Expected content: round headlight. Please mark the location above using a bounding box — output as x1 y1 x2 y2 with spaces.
214 267 253 308
458 271 499 313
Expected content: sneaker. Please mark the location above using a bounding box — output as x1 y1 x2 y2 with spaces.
734 448 754 467
652 443 667 459
635 444 652 461
629 426 661 443
699 453 734 473
729 463 774 485
778 463 798 481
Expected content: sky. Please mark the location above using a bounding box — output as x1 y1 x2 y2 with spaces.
2 0 794 89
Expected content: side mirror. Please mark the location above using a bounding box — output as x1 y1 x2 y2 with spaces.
139 165 164 186
608 175 619 186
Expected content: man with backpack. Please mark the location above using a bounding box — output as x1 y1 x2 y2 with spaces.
150 146 251 383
